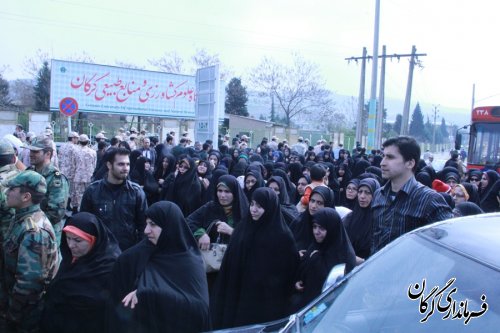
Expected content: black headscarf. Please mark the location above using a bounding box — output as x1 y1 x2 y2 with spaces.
352 159 371 178
290 186 335 251
243 169 265 202
272 167 297 201
130 156 158 204
461 182 480 205
161 156 202 216
288 162 304 185
211 188 298 329
42 212 121 333
153 153 176 182
203 166 228 204
480 171 500 212
453 202 485 217
339 178 360 209
343 178 380 260
292 208 356 311
267 176 299 226
109 202 210 333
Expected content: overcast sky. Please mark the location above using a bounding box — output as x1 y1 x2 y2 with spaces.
2 0 499 118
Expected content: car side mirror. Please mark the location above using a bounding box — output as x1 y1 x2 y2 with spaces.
322 263 346 292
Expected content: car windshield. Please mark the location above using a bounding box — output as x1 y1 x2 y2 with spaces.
298 235 500 332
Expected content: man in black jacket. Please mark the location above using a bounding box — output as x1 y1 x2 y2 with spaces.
80 148 148 250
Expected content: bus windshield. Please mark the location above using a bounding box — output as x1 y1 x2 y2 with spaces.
469 123 500 167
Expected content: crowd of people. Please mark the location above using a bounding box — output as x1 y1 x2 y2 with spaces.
0 125 499 332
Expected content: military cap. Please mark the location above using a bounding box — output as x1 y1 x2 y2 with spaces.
0 139 15 155
96 133 107 139
69 131 79 138
130 127 138 133
79 134 90 142
8 170 47 194
23 135 53 151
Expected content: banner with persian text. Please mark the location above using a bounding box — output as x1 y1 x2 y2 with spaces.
50 60 196 118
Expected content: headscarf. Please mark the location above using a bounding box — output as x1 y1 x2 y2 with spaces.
216 174 249 224
453 184 470 201
461 182 480 205
211 188 298 329
272 168 297 201
267 176 299 226
153 153 176 181
243 170 265 202
204 166 228 204
290 186 335 251
342 178 380 260
480 177 500 213
42 213 121 332
164 156 202 216
288 162 304 185
109 202 210 333
339 178 359 209
453 202 484 217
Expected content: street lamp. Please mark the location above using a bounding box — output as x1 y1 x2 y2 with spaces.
432 104 439 152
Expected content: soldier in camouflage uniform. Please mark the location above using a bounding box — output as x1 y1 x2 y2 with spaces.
57 132 78 211
0 171 59 332
0 139 21 240
71 135 96 212
25 136 69 245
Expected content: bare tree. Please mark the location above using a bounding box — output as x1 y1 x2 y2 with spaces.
10 79 35 107
249 54 332 127
148 51 185 74
23 49 50 77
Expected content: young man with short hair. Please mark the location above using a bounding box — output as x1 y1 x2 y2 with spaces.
371 136 452 254
80 148 147 251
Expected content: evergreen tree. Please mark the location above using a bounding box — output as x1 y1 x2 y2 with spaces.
225 77 248 117
0 74 11 107
409 103 425 141
440 117 449 143
393 114 403 135
424 115 433 143
34 61 51 111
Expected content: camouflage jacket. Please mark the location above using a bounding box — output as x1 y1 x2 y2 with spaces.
0 164 20 241
73 145 97 183
57 142 77 180
0 204 58 322
28 164 69 227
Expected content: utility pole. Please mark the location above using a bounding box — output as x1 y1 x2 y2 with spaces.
354 47 367 145
432 104 439 152
367 0 381 150
375 45 386 148
346 47 426 140
401 45 417 135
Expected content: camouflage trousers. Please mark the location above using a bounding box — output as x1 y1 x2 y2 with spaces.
70 182 90 210
1 298 44 333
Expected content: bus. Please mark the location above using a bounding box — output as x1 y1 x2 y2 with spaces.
456 106 500 172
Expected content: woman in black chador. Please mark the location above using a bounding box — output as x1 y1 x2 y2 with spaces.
266 175 299 226
291 208 356 311
211 188 299 329
290 186 335 252
108 201 210 333
342 178 380 262
160 156 202 216
41 212 121 333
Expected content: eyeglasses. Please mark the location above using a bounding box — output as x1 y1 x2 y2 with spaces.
470 178 479 182
346 186 357 191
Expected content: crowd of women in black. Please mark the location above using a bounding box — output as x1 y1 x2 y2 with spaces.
40 137 499 333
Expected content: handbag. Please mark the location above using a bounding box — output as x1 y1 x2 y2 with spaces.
201 221 227 273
